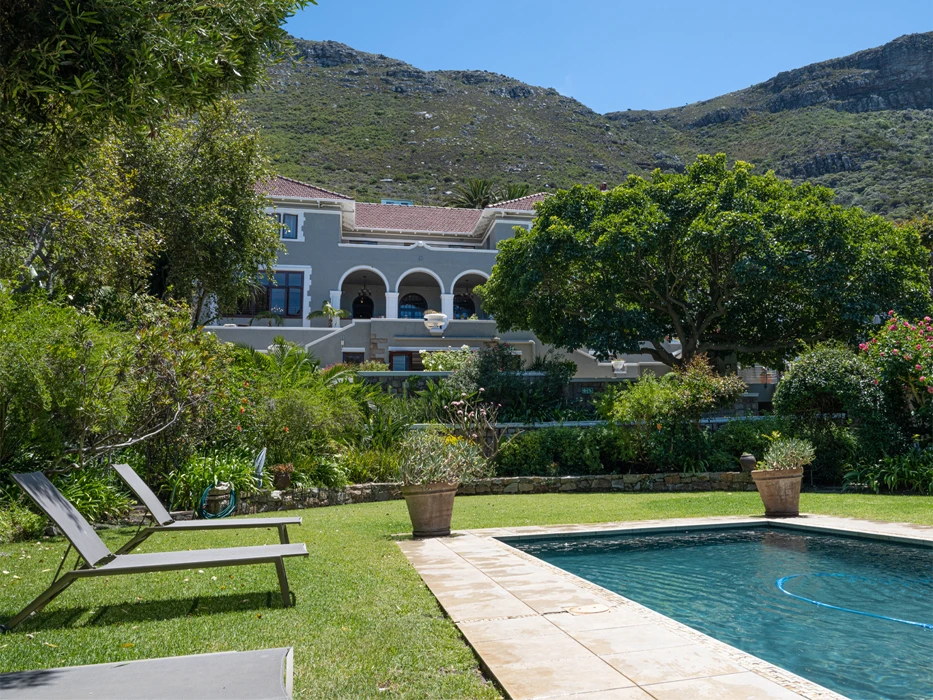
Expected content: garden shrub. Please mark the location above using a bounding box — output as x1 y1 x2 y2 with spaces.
773 342 901 483
0 499 46 544
858 312 933 444
495 427 604 476
167 451 257 511
598 356 746 472
844 446 933 495
54 466 133 521
711 416 788 464
339 446 401 484
442 344 576 422
420 345 473 371
0 290 245 487
292 453 347 489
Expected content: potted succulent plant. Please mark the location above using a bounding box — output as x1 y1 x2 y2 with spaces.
269 462 295 490
751 436 815 517
398 428 489 537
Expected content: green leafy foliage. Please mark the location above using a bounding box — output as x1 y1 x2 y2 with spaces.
397 429 489 486
338 446 401 484
859 312 933 440
710 416 788 463
773 343 908 482
167 451 257 511
844 447 933 495
495 427 605 476
0 0 312 197
480 154 931 369
446 179 532 208
599 357 746 471
439 344 576 422
0 498 46 544
760 437 816 471
420 345 473 372
0 290 229 476
0 138 158 303
54 467 132 521
129 100 282 322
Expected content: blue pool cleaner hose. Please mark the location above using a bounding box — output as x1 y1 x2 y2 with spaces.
776 573 933 629
198 484 238 519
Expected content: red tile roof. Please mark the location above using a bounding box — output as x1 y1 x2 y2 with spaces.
354 203 484 234
488 192 548 211
258 176 351 200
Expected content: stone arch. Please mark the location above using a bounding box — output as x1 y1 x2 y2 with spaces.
338 265 390 291
450 269 490 292
395 267 446 294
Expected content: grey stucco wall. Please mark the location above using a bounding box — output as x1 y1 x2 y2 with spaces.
216 200 534 329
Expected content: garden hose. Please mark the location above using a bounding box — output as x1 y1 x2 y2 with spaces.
198 484 238 519
776 573 933 629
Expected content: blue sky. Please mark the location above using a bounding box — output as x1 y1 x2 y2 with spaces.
285 0 931 113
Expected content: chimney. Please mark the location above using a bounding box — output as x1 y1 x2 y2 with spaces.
599 182 608 191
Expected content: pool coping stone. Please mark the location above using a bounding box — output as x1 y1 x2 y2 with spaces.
398 514 933 700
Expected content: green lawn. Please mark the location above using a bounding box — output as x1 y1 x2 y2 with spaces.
1 492 930 698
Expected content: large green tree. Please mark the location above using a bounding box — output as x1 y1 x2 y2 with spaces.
0 101 280 323
479 154 931 368
0 0 311 199
0 137 157 302
128 100 281 325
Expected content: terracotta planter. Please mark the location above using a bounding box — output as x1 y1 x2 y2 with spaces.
751 467 803 517
402 482 458 537
273 472 292 490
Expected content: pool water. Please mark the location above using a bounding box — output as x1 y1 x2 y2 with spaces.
510 528 933 700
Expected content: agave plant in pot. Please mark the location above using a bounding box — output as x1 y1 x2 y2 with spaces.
752 436 815 517
398 428 489 537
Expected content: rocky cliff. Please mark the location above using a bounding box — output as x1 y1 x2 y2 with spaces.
243 32 933 219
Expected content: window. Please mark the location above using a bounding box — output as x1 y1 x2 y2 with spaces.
453 295 476 319
399 293 427 319
343 352 365 365
237 271 303 318
272 212 299 240
388 351 424 371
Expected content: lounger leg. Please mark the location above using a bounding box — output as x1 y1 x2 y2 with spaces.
2 573 78 632
277 524 290 545
274 559 291 608
114 529 155 555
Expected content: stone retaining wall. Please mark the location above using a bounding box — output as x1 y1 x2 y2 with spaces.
236 471 755 514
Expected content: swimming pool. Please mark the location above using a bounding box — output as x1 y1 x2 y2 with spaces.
509 526 933 700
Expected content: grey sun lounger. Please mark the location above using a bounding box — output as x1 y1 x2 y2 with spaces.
2 473 308 632
0 647 294 699
111 463 300 555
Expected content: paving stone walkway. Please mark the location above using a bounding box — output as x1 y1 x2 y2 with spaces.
398 515 933 700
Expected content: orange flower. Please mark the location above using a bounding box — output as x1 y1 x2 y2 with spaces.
656 423 662 430
284 426 289 433
239 407 245 413
236 425 242 432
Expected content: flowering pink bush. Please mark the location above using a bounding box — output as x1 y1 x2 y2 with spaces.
860 312 933 425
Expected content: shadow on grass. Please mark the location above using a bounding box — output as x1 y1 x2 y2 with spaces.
2 591 283 634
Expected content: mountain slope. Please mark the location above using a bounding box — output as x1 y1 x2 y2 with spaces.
243 33 933 218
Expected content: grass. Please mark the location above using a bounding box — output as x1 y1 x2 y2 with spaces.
1 492 930 698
